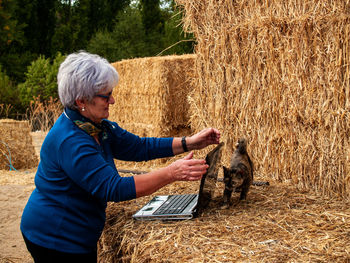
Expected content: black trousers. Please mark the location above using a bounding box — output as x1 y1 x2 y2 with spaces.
22 233 97 263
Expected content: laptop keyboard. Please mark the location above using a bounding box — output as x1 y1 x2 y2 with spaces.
153 194 197 215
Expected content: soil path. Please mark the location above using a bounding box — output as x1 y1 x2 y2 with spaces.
0 131 46 263
0 171 35 263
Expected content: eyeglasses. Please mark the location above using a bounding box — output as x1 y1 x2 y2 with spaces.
95 92 112 101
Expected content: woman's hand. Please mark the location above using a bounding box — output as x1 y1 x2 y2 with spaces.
187 128 221 151
134 152 208 197
167 152 208 181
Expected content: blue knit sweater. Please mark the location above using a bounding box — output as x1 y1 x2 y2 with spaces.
21 108 174 253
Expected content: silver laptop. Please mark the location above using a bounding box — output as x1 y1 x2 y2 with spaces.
132 142 224 220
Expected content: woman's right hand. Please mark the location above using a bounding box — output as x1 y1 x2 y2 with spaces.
134 152 208 197
167 152 208 182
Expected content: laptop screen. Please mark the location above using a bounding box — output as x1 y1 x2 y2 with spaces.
196 142 224 214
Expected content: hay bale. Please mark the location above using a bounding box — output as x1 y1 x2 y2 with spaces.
0 119 38 170
110 54 196 138
175 0 350 199
98 174 350 262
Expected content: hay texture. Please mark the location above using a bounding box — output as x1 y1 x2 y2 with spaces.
110 55 196 138
0 119 38 170
98 173 350 262
175 0 350 199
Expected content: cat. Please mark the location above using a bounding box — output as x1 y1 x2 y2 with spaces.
222 138 253 207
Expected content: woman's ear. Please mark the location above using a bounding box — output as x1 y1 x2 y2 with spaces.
75 99 85 111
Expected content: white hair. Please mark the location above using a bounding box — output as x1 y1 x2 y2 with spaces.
57 51 119 110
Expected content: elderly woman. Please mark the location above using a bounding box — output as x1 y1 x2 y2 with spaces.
20 51 220 262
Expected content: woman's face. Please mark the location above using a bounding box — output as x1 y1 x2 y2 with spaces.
81 89 115 123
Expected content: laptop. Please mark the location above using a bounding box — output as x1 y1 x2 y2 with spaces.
132 142 224 220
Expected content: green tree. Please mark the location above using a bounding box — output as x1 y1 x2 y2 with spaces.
0 0 31 83
18 53 65 108
140 0 164 35
13 0 56 57
88 0 130 33
88 0 194 60
87 6 147 62
51 0 131 56
0 0 23 55
0 0 57 83
0 65 22 118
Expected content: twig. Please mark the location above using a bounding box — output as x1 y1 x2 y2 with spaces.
156 39 195 56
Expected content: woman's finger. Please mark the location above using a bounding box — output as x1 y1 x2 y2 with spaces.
183 151 194 160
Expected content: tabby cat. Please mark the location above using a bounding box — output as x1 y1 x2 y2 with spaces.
222 138 253 207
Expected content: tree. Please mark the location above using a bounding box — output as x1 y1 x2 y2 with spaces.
18 53 65 108
0 0 23 55
0 0 30 82
0 65 22 118
87 6 147 62
88 0 194 60
87 0 130 37
13 0 56 57
0 0 56 82
140 0 164 34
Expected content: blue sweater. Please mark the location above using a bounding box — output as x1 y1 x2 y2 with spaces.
21 109 174 253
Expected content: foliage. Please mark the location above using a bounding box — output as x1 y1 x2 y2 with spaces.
0 51 37 83
0 0 28 82
0 65 22 119
140 0 165 35
87 6 147 61
18 53 66 108
0 0 24 55
88 1 194 62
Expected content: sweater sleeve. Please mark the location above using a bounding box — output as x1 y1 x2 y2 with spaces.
58 135 136 202
103 120 174 162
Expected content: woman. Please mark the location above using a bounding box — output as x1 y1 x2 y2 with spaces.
20 51 220 262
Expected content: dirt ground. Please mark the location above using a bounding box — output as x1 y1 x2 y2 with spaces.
0 131 45 263
0 169 35 263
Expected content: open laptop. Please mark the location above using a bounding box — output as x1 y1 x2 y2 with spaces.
132 142 224 220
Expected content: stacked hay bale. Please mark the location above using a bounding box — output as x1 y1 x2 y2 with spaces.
176 0 350 199
0 119 38 170
110 55 195 138
109 55 196 168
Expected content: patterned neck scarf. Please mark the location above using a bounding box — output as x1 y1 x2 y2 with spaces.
64 108 103 137
73 120 101 137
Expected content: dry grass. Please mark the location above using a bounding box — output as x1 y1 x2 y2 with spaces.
25 96 62 132
0 104 14 119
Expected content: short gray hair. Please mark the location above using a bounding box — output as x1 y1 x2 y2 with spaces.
58 51 119 110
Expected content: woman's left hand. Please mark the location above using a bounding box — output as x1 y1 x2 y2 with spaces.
187 128 221 150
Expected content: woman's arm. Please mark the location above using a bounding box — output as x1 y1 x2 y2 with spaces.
133 152 208 197
172 128 221 155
